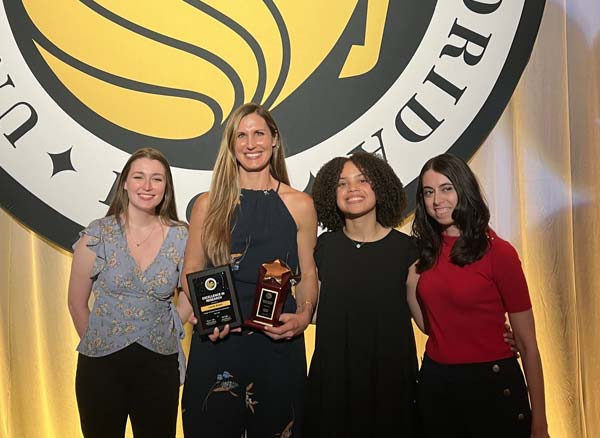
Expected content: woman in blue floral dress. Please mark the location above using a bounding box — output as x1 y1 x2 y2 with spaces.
67 148 189 438
179 103 318 437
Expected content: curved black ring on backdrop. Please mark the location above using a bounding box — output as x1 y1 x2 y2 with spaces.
29 26 225 128
0 168 82 252
1 0 546 251
81 0 244 113
272 0 435 157
4 0 433 169
261 0 291 109
402 0 547 217
184 0 269 105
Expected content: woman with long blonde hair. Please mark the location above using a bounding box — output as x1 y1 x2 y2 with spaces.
180 103 318 437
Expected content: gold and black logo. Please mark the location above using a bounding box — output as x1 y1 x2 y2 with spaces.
0 1 545 249
205 277 217 292
5 1 425 167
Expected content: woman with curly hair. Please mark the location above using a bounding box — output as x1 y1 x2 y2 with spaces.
412 153 549 438
304 152 420 437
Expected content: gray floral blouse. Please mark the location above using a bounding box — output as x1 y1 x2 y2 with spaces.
74 215 188 383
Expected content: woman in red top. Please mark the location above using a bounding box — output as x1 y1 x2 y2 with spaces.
409 153 550 438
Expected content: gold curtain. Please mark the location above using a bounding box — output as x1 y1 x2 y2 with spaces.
1 2 599 436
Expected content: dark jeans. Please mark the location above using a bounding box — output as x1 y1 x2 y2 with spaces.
417 354 531 438
76 343 179 438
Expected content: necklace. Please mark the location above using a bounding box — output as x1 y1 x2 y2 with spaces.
343 229 366 249
343 226 390 249
348 237 365 249
129 220 159 247
240 179 280 196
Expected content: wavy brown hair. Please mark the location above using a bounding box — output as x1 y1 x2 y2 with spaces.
203 103 290 266
312 152 406 231
106 147 182 225
412 153 490 271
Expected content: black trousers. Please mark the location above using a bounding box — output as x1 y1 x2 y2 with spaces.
417 355 531 438
75 343 179 438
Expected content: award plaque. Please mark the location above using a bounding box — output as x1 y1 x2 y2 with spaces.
244 259 296 331
186 265 242 336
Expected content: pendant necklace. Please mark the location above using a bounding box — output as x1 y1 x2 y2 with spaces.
343 226 389 249
343 228 366 249
130 220 159 247
349 238 364 249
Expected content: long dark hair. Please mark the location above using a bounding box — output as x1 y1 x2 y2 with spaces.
106 147 181 225
312 152 406 231
412 153 490 271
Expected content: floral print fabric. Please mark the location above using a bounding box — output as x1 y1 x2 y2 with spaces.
74 215 188 382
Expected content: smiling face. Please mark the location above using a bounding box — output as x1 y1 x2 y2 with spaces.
421 169 460 236
335 160 377 220
124 157 167 215
234 112 277 174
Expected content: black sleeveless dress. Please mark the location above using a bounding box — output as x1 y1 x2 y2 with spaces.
304 229 420 437
182 188 306 438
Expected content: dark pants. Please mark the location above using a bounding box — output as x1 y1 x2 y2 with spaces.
417 355 532 438
76 343 179 438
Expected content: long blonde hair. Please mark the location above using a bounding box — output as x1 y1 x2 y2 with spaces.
106 147 182 226
203 103 290 266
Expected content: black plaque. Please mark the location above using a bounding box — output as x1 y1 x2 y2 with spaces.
186 265 242 336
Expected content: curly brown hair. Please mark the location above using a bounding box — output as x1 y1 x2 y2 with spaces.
312 152 406 231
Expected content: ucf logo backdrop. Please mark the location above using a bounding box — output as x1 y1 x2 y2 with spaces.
0 0 545 250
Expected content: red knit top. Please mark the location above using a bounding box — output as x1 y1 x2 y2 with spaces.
417 230 532 364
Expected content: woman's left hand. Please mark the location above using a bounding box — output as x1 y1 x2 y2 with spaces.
263 310 311 341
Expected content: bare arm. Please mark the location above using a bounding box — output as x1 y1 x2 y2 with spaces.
180 194 209 300
176 288 194 324
67 235 95 338
177 195 202 328
406 262 426 333
180 193 240 341
266 192 318 340
179 193 209 326
508 309 549 438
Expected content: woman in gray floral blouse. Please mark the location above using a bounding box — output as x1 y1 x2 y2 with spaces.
67 147 189 438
